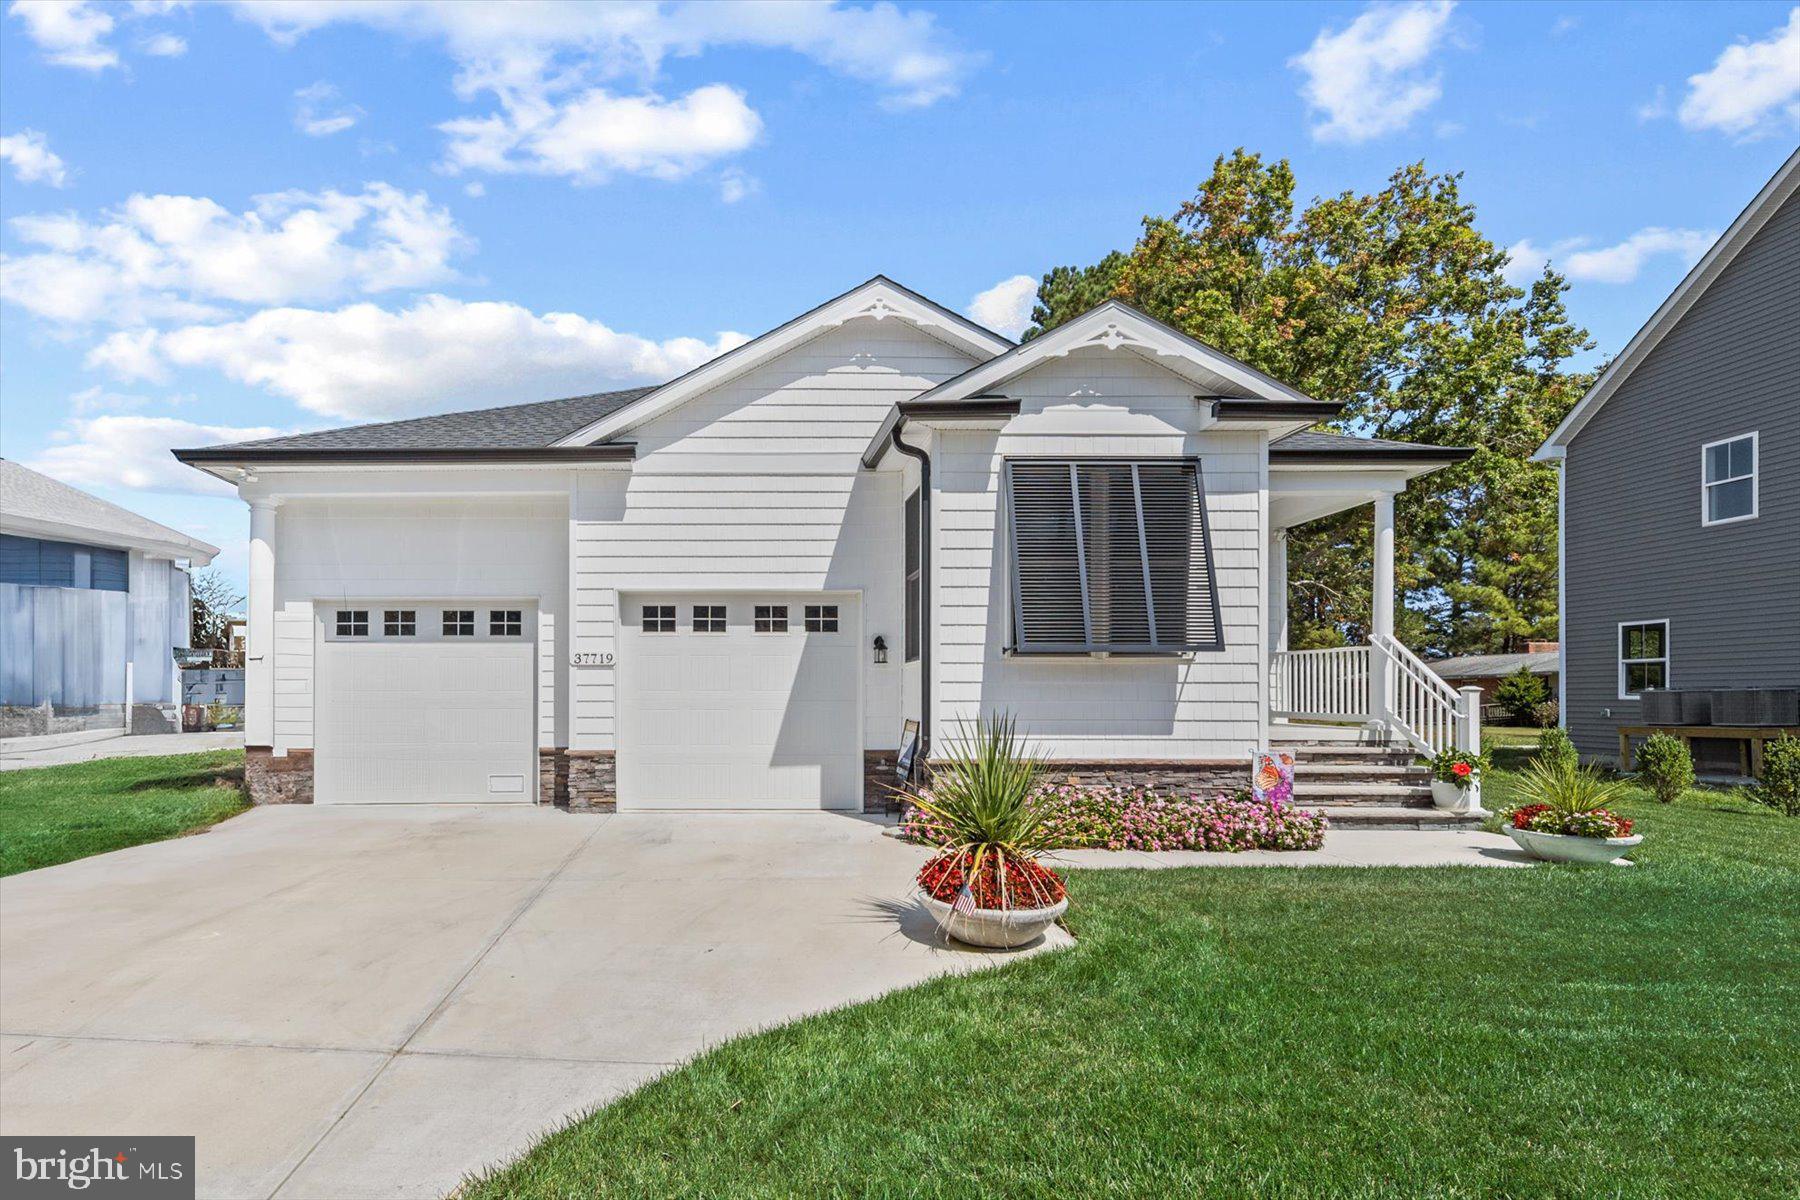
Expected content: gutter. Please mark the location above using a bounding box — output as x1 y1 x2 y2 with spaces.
889 425 932 769
862 397 1020 468
172 444 638 467
1210 397 1344 421
1268 446 1475 464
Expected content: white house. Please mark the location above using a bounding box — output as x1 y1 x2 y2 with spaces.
2 459 219 737
176 278 1479 812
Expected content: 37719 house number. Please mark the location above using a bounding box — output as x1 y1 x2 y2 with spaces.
570 652 615 667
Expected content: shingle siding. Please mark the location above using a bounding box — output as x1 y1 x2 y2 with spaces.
1564 190 1800 761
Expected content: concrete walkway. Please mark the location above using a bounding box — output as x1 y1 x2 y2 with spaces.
0 730 242 771
0 806 1063 1200
1046 826 1535 869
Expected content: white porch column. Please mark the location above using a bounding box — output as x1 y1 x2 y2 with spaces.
246 498 278 749
1371 494 1395 642
1369 494 1396 733
1269 528 1289 654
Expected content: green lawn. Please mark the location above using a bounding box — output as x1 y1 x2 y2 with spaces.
470 769 1799 1199
0 751 248 877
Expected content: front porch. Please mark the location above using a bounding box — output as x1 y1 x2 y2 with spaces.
1266 439 1485 819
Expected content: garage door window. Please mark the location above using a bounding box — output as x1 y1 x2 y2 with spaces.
335 610 369 637
804 604 839 633
442 609 475 636
489 609 523 637
754 604 789 632
642 605 675 633
693 605 727 633
384 609 417 637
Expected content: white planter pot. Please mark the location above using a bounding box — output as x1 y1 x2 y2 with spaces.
919 892 1068 949
1507 825 1642 864
1430 778 1484 814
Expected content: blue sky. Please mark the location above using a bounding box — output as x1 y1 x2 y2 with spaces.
3 0 1797 592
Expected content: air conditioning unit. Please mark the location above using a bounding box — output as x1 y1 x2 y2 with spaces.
1711 689 1800 727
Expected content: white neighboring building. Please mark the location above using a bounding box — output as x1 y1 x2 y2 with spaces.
1 460 219 736
177 278 1476 810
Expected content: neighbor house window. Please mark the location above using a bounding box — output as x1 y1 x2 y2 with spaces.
384 609 416 637
442 610 475 636
642 605 675 633
1004 459 1223 654
1701 432 1757 525
1619 621 1669 699
804 604 839 633
693 605 727 633
754 604 788 632
904 488 921 663
489 609 523 636
335 610 369 637
0 535 128 592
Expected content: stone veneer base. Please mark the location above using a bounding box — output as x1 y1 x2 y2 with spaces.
540 748 616 811
245 747 314 805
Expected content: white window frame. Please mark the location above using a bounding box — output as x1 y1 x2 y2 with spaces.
1617 619 1670 700
1700 431 1758 527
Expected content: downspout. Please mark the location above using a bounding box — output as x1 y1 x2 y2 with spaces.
890 423 931 766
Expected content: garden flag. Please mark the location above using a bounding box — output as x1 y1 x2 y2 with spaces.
1251 750 1295 806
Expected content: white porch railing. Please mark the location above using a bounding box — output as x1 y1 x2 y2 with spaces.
1271 637 1480 759
1270 645 1371 723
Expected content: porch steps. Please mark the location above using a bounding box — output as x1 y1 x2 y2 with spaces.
1312 805 1486 831
1274 738 1485 829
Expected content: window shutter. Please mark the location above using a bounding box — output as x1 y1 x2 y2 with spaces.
1006 462 1087 648
1136 462 1220 648
1006 459 1222 653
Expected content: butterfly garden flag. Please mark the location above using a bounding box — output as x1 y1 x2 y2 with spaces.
1251 750 1295 806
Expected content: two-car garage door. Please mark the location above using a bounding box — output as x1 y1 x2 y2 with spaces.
617 594 861 810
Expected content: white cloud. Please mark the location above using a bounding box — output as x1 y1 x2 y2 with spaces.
293 82 362 137
69 384 152 414
1291 1 1458 144
463 181 486 198
439 83 760 183
94 294 749 422
718 168 757 204
0 129 70 187
1 183 468 325
8 0 118 70
1637 84 1670 122
224 1 975 182
1504 227 1718 286
965 274 1037 339
1678 7 1800 139
139 31 185 56
28 415 290 495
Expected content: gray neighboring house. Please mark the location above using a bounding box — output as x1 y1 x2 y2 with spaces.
1536 147 1800 766
1 460 219 736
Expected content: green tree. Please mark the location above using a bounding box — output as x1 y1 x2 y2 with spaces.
1495 667 1549 725
1028 150 1592 655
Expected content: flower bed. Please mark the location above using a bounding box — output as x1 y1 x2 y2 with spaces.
1510 802 1634 839
918 851 1066 908
904 785 1328 853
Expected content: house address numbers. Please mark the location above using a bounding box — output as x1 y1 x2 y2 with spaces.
570 652 615 667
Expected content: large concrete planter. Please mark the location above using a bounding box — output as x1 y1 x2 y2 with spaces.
919 892 1067 949
1507 825 1641 864
1431 779 1485 815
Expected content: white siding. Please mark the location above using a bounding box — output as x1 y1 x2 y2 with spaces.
570 317 979 752
931 347 1266 760
272 496 568 755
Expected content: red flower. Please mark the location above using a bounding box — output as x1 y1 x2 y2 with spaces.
1451 761 1473 778
1511 803 1551 829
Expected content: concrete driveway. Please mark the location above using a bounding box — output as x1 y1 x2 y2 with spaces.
1 806 1063 1199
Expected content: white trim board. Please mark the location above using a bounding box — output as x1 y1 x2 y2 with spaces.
554 277 1013 448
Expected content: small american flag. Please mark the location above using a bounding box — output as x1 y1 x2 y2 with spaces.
952 880 977 917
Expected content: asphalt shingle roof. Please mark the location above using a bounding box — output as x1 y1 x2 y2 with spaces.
1271 431 1470 456
1431 650 1560 679
200 386 660 453
1 459 219 559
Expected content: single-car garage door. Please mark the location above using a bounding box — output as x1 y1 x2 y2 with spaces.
618 593 861 810
315 603 537 804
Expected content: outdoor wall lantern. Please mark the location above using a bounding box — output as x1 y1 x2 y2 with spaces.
872 635 888 665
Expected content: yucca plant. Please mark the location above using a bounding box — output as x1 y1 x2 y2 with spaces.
1506 759 1634 839
906 714 1066 911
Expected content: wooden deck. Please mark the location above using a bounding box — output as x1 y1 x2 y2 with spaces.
1617 724 1800 779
